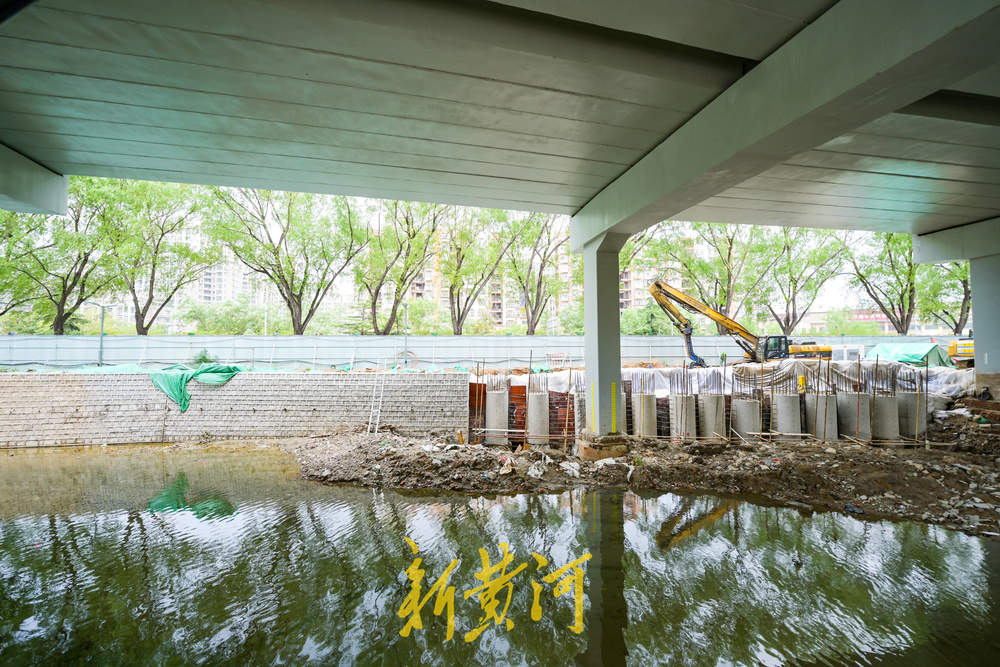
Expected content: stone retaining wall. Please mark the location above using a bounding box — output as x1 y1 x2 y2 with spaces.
0 372 469 447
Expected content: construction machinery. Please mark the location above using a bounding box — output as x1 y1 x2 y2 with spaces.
649 280 832 367
947 335 974 367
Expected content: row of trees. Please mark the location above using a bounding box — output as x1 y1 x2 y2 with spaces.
602 222 971 337
0 178 569 336
0 177 972 337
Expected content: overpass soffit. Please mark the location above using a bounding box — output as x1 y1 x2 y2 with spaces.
0 0 997 240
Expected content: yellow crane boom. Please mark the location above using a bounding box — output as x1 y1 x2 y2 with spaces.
650 281 760 364
649 280 831 364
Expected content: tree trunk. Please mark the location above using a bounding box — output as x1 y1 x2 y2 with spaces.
52 304 66 335
135 309 149 335
954 280 972 335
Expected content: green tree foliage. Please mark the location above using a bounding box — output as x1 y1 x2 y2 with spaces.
179 296 278 335
403 297 451 335
644 221 773 334
440 208 516 335
763 227 845 335
354 201 446 335
618 227 654 281
0 211 40 318
558 297 584 335
109 181 218 335
7 177 123 334
846 232 918 334
819 308 882 336
917 261 971 335
207 188 365 335
620 298 673 335
505 213 567 335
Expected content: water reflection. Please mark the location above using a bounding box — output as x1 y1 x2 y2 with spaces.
0 447 998 665
148 472 237 519
624 493 1000 666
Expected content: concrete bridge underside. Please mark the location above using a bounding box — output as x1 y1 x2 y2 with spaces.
1 0 999 434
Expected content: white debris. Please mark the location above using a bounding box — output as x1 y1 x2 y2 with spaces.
559 461 581 478
526 463 546 479
594 457 635 481
420 444 441 452
934 407 972 420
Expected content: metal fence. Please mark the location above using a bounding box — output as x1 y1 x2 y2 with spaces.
0 334 961 370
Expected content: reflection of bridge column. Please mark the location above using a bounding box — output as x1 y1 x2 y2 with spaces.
578 490 626 667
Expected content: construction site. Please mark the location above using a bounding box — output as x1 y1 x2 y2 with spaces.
3 0 1000 663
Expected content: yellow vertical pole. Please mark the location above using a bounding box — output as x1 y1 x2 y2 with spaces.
611 381 617 433
590 382 596 434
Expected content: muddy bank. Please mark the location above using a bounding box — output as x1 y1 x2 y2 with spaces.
281 422 1000 537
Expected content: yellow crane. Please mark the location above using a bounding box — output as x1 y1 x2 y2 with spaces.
649 280 832 366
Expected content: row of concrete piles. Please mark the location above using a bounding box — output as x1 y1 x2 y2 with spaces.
482 373 556 445
481 361 930 446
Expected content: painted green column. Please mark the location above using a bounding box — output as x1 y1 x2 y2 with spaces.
913 218 1000 396
970 254 1000 394
582 232 628 436
0 144 67 215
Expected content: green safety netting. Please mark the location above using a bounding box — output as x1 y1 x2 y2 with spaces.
149 364 243 411
865 342 954 367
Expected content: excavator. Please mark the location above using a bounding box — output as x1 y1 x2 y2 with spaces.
649 280 832 367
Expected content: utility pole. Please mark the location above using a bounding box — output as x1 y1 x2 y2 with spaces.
86 301 107 366
402 302 409 367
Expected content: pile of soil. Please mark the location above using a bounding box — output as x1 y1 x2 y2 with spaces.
280 422 1000 537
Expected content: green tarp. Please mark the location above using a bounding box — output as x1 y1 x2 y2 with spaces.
865 342 954 367
149 364 243 411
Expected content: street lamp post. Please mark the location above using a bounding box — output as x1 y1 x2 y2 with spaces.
86 301 107 366
402 302 409 368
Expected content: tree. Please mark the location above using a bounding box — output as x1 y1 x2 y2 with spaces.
207 187 365 335
440 208 516 335
644 221 774 334
620 298 673 335
619 227 654 281
108 181 218 335
763 227 845 335
917 261 971 335
8 177 122 334
0 211 41 317
179 295 288 335
354 201 446 335
403 297 451 335
505 213 567 335
821 308 882 336
558 297 584 335
846 232 918 334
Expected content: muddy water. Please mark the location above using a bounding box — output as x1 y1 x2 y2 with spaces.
1 446 998 666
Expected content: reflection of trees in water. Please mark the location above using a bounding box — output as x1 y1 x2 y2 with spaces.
8 479 991 665
0 487 595 665
624 494 992 666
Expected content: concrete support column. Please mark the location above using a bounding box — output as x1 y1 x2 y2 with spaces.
582 232 628 436
914 218 1000 395
0 144 67 215
971 254 1000 394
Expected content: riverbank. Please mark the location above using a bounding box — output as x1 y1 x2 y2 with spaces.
281 419 1000 536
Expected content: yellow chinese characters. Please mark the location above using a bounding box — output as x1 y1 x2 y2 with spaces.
463 542 527 641
398 538 592 642
397 536 459 641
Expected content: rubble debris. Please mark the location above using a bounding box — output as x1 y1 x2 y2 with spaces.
269 424 999 537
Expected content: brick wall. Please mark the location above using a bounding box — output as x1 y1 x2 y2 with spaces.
0 372 469 448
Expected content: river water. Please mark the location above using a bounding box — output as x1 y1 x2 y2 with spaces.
1 445 998 666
